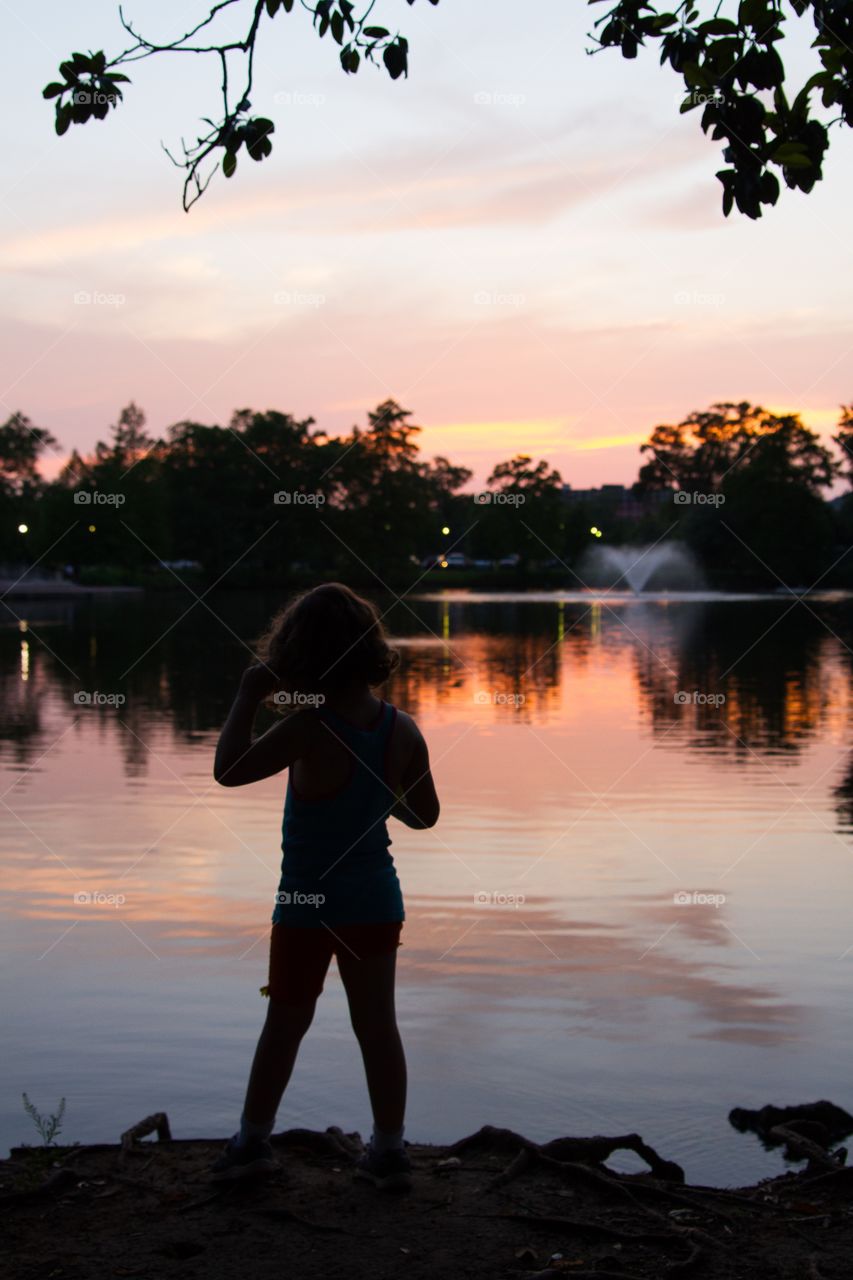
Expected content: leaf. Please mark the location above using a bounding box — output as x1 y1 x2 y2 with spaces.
776 152 814 169
770 141 809 162
55 105 72 136
682 61 711 89
699 17 739 34
43 82 66 99
363 26 390 37
222 151 237 178
383 36 408 79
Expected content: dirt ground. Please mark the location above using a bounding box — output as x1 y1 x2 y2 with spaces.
3 1121 853 1280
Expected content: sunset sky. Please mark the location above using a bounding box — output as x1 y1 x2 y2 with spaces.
2 0 851 488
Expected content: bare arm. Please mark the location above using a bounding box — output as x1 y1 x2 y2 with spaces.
213 665 317 787
390 729 440 829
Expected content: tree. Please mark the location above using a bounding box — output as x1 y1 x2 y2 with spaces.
0 413 59 494
832 403 853 484
637 400 839 585
43 2 437 210
332 400 441 571
589 0 853 218
45 1 852 216
475 455 564 566
0 413 61 564
638 401 838 494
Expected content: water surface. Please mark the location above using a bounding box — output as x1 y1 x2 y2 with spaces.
3 588 853 1185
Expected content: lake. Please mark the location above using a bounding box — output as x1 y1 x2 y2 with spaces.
3 586 853 1186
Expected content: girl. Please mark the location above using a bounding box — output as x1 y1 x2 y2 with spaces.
210 583 439 1190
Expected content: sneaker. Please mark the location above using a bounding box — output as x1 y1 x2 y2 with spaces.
210 1133 279 1182
353 1141 413 1191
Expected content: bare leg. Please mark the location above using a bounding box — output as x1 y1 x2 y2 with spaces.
337 949 406 1134
241 996 316 1126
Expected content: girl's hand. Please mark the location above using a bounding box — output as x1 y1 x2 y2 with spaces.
238 663 279 703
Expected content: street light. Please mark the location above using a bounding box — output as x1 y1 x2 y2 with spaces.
17 523 28 534
441 525 450 536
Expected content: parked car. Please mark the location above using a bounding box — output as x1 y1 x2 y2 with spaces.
498 554 520 568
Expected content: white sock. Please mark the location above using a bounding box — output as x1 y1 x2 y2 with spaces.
371 1123 405 1154
237 1112 274 1148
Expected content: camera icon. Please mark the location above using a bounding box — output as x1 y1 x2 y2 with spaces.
73 491 92 504
274 491 292 504
275 891 292 904
673 690 690 704
273 691 292 705
73 691 92 705
673 890 691 905
473 91 491 105
473 492 492 505
474 891 491 905
673 490 691 504
74 891 92 905
474 690 490 705
73 290 92 305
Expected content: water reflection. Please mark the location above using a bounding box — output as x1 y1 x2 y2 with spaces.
3 589 853 1182
2 591 851 765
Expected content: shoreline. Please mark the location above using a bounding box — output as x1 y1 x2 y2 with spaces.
0 580 144 598
4 1115 852 1279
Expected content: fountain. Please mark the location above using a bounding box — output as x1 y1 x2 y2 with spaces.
580 541 703 593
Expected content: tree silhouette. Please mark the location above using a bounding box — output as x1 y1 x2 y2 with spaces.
44 1 852 215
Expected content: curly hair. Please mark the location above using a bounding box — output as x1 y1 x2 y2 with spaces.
256 582 399 701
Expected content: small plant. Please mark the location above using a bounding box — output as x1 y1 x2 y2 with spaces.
22 1093 66 1146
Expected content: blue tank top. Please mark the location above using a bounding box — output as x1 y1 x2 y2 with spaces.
272 699 405 927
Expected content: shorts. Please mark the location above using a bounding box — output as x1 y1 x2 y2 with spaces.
263 920 403 1005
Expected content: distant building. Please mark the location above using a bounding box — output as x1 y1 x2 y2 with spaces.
561 483 657 520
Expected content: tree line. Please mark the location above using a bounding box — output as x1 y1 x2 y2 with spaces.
1 397 853 589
